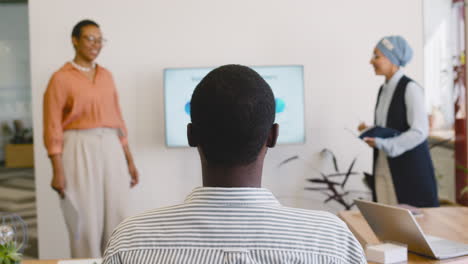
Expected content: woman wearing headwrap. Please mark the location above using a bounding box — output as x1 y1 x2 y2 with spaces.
358 36 439 207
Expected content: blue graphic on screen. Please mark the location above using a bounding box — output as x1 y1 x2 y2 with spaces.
275 98 286 113
164 65 305 147
184 102 191 115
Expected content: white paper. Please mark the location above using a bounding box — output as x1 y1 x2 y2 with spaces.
60 195 81 241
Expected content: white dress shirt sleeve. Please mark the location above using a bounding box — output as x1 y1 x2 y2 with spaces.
375 82 429 157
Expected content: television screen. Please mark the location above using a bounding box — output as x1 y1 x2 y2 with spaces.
164 65 305 147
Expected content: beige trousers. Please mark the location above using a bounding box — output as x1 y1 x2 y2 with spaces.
61 128 130 258
375 150 398 205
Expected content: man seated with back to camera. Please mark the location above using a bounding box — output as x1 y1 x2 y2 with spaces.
102 64 366 264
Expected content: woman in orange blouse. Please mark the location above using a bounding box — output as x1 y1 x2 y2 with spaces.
43 20 138 258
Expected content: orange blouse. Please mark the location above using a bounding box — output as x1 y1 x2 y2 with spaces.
43 62 128 156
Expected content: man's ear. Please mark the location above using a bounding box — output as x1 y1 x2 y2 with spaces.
187 123 198 147
72 36 78 48
266 123 279 148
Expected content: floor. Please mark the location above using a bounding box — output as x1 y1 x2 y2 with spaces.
0 166 38 258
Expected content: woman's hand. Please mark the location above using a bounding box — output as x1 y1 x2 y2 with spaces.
50 154 66 198
128 161 139 188
363 137 376 148
358 122 368 132
51 172 66 199
121 143 140 188
123 145 139 188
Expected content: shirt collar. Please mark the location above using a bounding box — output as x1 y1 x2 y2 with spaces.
384 68 404 89
62 62 74 71
184 187 281 206
62 61 100 72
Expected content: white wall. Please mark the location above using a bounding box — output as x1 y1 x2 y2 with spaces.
29 0 424 259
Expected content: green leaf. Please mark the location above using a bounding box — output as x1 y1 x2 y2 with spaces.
462 186 468 195
0 241 22 264
456 164 468 173
7 252 21 261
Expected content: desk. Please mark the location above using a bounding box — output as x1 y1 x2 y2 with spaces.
23 261 57 264
339 206 468 264
429 131 456 203
23 260 99 264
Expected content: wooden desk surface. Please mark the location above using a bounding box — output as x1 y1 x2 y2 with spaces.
23 260 99 264
339 206 468 264
23 261 58 264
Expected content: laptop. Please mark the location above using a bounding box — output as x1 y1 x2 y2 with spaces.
355 199 468 259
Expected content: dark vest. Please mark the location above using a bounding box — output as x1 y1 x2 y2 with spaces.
373 76 439 207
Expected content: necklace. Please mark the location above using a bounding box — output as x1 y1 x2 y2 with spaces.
70 61 96 72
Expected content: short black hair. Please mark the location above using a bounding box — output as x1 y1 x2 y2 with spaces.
190 64 275 166
71 19 99 38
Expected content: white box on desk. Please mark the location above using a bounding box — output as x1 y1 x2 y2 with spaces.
366 242 407 264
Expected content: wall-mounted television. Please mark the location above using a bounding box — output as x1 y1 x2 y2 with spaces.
164 65 305 147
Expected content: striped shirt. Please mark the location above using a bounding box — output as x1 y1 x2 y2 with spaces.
103 187 366 264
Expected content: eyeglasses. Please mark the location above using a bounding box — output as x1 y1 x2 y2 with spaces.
371 54 380 60
81 35 107 45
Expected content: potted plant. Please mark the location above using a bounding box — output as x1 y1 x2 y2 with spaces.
0 213 27 264
279 148 371 210
455 164 468 203
0 241 22 264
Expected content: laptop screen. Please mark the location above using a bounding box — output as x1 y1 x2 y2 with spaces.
354 200 435 257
